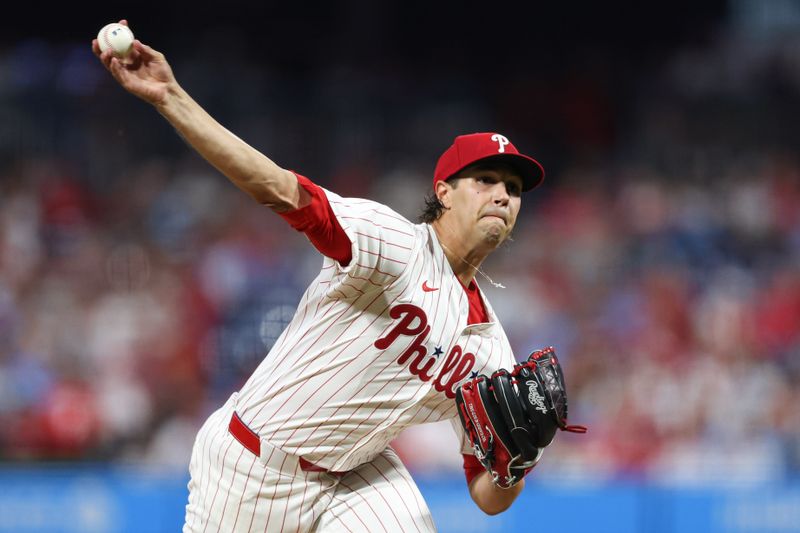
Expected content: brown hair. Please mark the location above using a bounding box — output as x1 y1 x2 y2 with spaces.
418 178 460 223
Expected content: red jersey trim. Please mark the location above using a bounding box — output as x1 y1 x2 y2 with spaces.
462 453 485 486
456 277 490 325
278 173 353 266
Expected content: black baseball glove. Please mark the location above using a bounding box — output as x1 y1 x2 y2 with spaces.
455 347 586 489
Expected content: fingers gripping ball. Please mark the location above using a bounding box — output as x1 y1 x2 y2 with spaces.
97 23 134 57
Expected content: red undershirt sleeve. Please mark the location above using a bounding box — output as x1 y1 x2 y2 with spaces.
277 173 353 266
462 453 485 486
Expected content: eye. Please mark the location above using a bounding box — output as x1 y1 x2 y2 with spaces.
506 182 522 196
476 175 496 185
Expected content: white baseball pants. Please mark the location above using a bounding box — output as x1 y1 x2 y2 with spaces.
183 394 436 532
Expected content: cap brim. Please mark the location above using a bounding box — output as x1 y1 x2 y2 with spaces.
475 154 545 192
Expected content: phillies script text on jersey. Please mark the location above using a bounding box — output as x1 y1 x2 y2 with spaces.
374 303 474 398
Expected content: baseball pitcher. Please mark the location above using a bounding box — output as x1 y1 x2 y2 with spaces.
93 20 585 532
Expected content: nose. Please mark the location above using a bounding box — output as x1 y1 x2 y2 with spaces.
492 182 510 206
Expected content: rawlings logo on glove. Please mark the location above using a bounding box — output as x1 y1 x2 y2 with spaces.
525 380 548 414
455 347 586 489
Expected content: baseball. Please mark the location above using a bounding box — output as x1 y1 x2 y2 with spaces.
96 23 134 57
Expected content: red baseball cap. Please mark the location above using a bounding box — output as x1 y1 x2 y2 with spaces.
433 132 545 192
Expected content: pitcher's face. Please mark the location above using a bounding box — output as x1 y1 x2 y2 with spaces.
439 165 522 248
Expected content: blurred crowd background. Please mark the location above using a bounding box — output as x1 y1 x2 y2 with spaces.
1 0 799 488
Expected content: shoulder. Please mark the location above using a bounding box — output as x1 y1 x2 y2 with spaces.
323 190 417 237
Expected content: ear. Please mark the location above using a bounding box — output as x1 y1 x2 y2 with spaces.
435 180 452 209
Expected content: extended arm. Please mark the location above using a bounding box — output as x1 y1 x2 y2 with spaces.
92 20 306 212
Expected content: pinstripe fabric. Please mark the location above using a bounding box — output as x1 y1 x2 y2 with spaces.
314 448 435 533
184 190 518 531
184 394 340 533
235 191 517 472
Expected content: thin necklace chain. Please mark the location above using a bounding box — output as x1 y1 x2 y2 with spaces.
439 240 507 289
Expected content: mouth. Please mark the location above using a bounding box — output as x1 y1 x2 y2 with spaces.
481 213 508 225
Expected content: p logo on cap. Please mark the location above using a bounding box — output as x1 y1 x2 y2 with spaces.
433 132 545 192
490 134 510 153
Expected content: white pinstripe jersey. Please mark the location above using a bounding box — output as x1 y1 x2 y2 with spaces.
235 188 518 472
